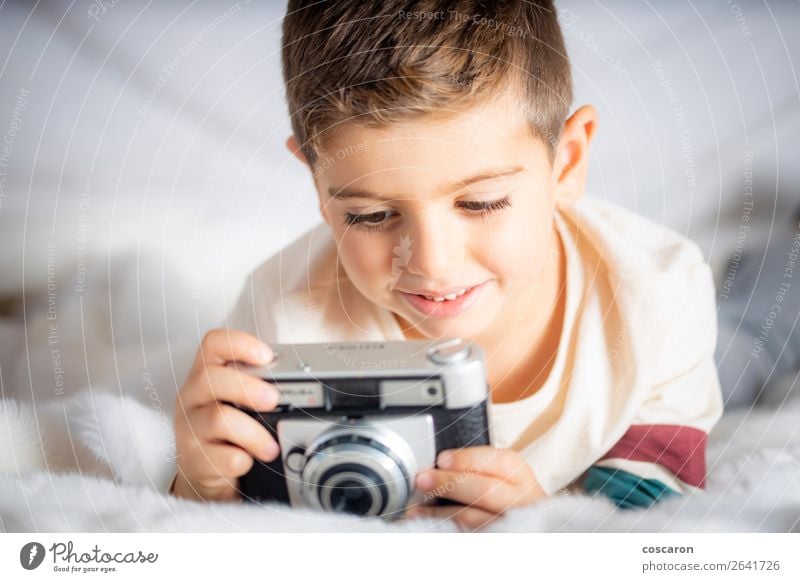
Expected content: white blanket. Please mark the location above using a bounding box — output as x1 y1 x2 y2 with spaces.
2 388 799 533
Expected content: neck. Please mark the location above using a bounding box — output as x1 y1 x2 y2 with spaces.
482 226 566 404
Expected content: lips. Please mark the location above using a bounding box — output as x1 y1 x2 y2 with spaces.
399 281 488 319
418 287 470 302
402 283 482 299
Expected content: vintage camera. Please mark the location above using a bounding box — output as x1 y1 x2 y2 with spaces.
230 337 491 520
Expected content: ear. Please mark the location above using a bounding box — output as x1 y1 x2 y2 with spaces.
286 134 310 167
286 134 330 223
552 105 597 210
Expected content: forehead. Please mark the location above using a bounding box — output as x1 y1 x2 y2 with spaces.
315 95 548 186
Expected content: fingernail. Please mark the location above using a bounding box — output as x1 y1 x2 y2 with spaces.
417 472 434 489
253 343 272 363
437 451 453 469
260 386 277 407
264 441 279 460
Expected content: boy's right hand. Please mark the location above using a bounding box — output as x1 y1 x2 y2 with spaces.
172 329 281 502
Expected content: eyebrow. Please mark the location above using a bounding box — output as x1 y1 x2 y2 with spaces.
327 165 525 201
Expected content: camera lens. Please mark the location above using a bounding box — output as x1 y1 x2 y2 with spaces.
319 465 386 517
300 424 418 519
329 479 374 516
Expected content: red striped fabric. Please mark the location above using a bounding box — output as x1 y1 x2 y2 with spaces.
598 424 708 488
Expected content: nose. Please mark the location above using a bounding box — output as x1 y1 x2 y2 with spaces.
402 212 464 280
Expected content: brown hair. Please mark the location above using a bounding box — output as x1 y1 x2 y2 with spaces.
282 0 573 164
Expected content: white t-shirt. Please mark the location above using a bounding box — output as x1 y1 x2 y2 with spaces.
225 196 724 497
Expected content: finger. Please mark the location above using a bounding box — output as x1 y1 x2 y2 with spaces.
198 402 280 464
179 441 255 487
406 504 498 532
191 328 273 375
437 446 531 484
416 469 518 514
179 365 280 411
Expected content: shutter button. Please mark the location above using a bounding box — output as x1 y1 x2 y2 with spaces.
427 338 471 364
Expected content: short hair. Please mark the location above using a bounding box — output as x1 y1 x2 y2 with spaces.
282 0 573 164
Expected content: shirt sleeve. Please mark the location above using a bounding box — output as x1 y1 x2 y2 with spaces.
580 359 721 509
579 259 724 510
580 422 708 509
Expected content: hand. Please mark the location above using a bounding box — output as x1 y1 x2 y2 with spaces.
172 328 281 502
405 446 546 531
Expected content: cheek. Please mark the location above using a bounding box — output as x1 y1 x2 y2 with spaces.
337 232 392 283
477 202 553 284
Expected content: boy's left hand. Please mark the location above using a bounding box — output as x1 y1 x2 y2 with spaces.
405 446 546 531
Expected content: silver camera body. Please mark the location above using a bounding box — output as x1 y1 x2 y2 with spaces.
232 338 491 520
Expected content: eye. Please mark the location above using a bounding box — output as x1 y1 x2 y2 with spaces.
457 195 513 216
341 195 513 233
342 209 398 232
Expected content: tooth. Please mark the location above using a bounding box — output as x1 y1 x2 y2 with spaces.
421 290 470 301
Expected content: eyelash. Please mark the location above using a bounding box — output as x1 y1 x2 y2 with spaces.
342 196 513 233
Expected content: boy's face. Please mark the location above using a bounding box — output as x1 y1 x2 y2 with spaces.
289 95 595 344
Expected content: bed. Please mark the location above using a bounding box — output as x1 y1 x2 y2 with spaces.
1 1 799 532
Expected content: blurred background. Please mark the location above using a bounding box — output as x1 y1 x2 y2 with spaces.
0 1 798 409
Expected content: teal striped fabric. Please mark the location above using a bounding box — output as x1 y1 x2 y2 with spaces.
583 466 681 509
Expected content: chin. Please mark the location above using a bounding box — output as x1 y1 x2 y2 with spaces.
406 315 485 341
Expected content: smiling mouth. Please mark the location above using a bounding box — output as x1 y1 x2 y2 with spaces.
416 286 472 302
399 282 488 319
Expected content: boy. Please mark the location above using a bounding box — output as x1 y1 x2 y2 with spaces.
171 0 723 530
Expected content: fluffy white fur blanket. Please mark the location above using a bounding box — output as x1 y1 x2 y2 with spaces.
1 387 799 532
